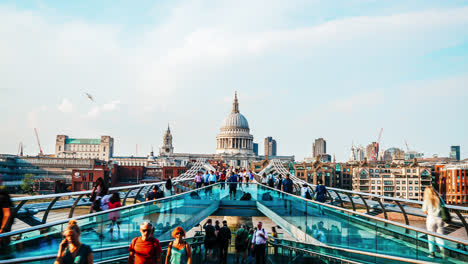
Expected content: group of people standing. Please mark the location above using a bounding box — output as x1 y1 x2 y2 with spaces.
203 219 271 264
194 168 254 200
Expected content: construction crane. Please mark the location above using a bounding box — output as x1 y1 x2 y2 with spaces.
34 128 44 156
404 139 410 152
371 128 383 161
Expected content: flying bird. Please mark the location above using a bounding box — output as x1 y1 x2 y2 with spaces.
85 92 95 102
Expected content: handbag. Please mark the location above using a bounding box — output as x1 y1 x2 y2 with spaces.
439 197 452 224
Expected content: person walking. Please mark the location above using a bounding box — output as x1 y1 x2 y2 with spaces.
267 173 275 188
128 221 162 264
301 184 312 199
282 174 294 214
108 193 122 241
251 222 268 264
422 186 445 258
194 172 203 189
228 171 239 200
315 179 327 215
235 224 249 264
203 219 217 261
165 227 192 264
0 190 13 251
219 170 226 190
54 220 93 264
218 220 231 264
165 177 173 196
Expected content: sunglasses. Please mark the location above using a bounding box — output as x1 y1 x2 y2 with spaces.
176 232 183 235
141 229 152 232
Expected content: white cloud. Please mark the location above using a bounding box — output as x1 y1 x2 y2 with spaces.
87 100 121 118
57 98 74 113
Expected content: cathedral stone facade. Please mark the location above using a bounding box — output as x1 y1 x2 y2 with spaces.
216 92 254 155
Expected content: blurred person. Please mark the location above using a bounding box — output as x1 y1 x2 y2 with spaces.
235 224 249 264
108 193 122 241
217 220 231 264
165 226 192 264
89 177 108 213
146 185 164 201
203 219 217 261
54 220 93 264
0 190 13 252
194 172 203 189
228 170 239 200
422 186 445 258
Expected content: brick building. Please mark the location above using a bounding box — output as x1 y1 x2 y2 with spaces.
436 164 468 205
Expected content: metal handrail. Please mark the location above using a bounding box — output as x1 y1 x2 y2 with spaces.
9 178 195 227
256 183 468 246
261 159 468 236
0 180 211 239
0 236 205 264
268 238 435 264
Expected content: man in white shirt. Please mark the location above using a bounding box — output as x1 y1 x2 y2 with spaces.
251 221 268 264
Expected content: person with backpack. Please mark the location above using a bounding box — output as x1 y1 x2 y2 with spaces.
165 227 192 264
228 171 239 200
128 222 162 264
282 174 294 215
89 177 108 213
218 220 231 264
267 173 275 188
301 183 312 200
251 222 268 264
235 224 249 264
315 179 327 215
203 219 217 262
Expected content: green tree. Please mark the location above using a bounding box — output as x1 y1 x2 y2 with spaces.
21 174 35 194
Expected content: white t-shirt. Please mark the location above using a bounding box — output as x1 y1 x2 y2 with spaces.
252 228 268 245
301 187 310 198
422 199 441 218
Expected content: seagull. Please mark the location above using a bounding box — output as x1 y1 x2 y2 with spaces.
85 92 95 102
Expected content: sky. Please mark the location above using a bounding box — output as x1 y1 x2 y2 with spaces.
1 0 467 162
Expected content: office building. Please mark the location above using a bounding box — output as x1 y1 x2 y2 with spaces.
313 138 327 159
450 146 461 161
264 137 277 157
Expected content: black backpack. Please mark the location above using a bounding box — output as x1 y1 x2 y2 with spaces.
240 192 252 201
218 226 231 242
204 225 216 241
268 177 274 186
305 190 312 200
262 193 273 201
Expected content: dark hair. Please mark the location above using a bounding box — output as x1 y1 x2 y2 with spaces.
317 179 323 185
110 192 120 203
153 185 159 191
222 220 227 226
207 219 212 224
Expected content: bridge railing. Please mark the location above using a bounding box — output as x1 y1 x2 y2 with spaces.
254 160 468 239
10 178 195 230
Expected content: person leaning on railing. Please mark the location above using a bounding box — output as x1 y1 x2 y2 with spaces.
54 220 93 264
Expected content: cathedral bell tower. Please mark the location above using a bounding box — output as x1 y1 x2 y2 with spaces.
160 125 174 156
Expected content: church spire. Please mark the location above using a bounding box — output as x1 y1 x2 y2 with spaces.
232 91 239 113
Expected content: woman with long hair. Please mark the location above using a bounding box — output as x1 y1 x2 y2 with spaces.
422 186 445 258
54 220 93 264
165 226 192 264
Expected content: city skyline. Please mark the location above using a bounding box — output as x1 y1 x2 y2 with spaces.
1 1 468 161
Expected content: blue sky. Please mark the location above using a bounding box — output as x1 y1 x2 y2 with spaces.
1 0 467 161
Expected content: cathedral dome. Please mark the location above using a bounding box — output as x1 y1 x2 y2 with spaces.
221 112 249 130
216 92 254 156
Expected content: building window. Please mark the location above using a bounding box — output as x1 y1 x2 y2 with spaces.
82 172 87 181
407 169 410 173
409 187 413 190
409 181 412 184
396 186 400 190
402 187 406 190
370 169 373 173
372 186 375 190
402 181 406 184
375 169 379 173
396 181 400 184
377 186 381 190
409 193 413 196
372 180 375 184
377 180 381 184
415 187 418 191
